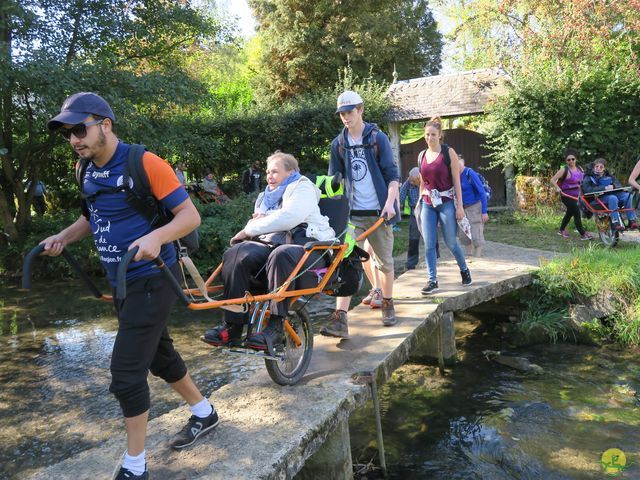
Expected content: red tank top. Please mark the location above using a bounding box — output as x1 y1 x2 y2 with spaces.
420 151 453 205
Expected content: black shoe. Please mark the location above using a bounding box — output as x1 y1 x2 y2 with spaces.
246 317 284 354
421 281 439 295
461 269 472 286
202 323 243 347
115 467 149 480
171 409 219 450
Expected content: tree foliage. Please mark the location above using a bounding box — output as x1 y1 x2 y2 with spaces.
484 70 640 175
248 0 443 101
0 0 219 241
438 0 639 78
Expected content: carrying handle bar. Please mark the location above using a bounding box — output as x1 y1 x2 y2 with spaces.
22 244 104 298
116 247 190 306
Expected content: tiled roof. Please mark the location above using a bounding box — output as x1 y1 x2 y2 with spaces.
385 68 509 122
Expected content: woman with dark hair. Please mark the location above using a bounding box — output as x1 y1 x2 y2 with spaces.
550 148 593 240
417 116 471 295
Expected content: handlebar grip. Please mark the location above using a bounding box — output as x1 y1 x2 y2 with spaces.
22 244 46 290
22 244 103 298
116 248 138 300
116 247 190 306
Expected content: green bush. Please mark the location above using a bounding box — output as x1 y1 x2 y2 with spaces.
485 68 640 176
531 247 640 346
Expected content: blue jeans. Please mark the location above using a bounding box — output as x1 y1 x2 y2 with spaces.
420 200 468 282
593 192 637 225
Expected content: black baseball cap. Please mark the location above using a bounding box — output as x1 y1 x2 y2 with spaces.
47 92 116 132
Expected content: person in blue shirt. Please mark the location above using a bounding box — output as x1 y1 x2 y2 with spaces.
458 156 489 257
399 167 421 269
582 157 638 231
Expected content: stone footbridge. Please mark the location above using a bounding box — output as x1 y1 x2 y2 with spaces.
29 241 557 480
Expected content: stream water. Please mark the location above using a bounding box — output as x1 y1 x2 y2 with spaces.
2 283 639 479
350 315 640 479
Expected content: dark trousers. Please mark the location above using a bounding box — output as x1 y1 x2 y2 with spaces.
34 196 46 216
560 195 585 235
110 263 187 418
406 212 421 268
221 241 324 322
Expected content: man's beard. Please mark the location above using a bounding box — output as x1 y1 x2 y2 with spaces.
77 130 107 161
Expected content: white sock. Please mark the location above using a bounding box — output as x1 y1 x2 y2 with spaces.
122 450 146 476
190 398 213 418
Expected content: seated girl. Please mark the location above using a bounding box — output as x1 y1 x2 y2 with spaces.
204 151 335 352
581 158 638 231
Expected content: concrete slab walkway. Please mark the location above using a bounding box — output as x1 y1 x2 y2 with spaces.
28 241 558 480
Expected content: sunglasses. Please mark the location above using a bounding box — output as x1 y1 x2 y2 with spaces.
566 157 576 161
59 119 104 140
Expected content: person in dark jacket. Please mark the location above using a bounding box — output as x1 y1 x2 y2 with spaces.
581 158 638 231
320 90 400 337
242 161 262 193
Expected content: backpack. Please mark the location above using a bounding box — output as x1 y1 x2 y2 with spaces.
327 244 370 297
466 168 493 201
337 127 379 160
418 144 452 178
75 144 199 255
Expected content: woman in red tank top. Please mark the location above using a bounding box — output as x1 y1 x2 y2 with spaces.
417 116 471 294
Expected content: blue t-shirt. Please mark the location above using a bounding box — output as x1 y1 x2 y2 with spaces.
81 142 189 286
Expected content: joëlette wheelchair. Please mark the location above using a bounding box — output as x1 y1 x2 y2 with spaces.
22 174 383 386
562 186 637 248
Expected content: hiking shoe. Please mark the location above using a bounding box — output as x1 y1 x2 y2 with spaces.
171 409 219 450
202 323 243 347
629 222 639 230
613 222 625 232
557 229 569 238
381 298 396 326
461 269 473 286
580 232 594 240
246 317 284 353
421 281 439 295
362 288 383 308
114 467 148 480
320 310 349 338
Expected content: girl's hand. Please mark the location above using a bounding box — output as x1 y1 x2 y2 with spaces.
455 205 465 221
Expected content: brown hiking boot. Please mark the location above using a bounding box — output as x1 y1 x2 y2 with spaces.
381 298 396 326
320 310 349 338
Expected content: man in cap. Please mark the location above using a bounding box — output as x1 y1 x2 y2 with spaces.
41 92 218 479
320 90 400 338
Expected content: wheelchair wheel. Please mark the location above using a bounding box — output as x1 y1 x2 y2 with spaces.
596 216 619 248
265 306 313 385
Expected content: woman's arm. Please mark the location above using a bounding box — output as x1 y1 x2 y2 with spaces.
550 167 565 193
628 160 640 190
448 148 465 220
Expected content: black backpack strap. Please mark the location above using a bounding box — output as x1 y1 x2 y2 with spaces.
75 159 91 220
125 144 164 227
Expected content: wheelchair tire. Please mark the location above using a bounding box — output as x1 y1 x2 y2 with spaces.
596 216 619 248
265 306 313 385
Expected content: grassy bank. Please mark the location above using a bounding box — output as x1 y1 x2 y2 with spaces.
484 208 638 253
532 245 640 346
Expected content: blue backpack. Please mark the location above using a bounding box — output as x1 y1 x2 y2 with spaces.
466 168 492 201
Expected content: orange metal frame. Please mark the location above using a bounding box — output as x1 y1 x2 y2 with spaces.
100 218 385 348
